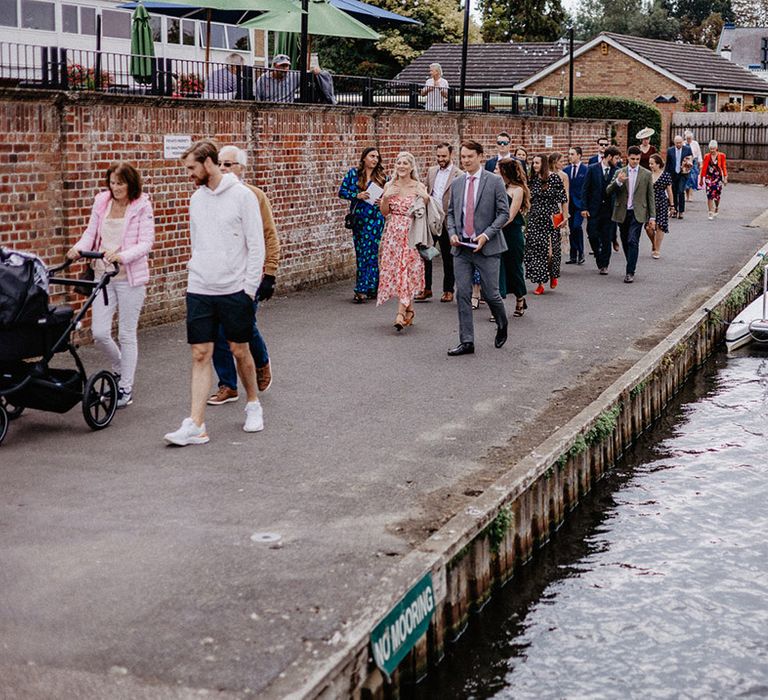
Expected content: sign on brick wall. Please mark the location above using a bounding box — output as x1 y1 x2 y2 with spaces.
164 135 192 159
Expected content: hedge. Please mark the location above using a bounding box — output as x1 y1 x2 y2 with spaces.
571 97 662 149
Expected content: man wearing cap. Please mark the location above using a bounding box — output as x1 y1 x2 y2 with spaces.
255 54 299 103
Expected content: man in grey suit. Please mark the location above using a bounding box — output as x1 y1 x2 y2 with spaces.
607 145 656 284
446 140 511 356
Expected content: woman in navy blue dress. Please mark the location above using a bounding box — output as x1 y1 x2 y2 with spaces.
339 148 387 303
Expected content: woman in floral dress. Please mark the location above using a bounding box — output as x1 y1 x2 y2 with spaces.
339 147 387 303
699 140 728 221
524 154 568 295
378 152 430 331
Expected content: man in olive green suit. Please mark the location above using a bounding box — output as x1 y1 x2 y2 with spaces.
607 145 656 284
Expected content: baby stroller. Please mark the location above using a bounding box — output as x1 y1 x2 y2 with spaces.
0 247 120 445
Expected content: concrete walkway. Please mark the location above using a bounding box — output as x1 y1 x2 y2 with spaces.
2 185 767 698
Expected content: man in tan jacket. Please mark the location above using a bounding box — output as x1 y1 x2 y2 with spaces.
414 142 461 303
208 145 280 401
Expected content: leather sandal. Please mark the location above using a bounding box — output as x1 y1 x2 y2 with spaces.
514 297 527 317
471 295 480 310
394 313 405 331
404 309 415 327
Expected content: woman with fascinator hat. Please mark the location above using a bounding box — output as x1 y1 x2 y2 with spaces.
636 127 657 170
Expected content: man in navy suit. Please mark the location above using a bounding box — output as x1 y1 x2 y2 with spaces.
588 136 609 165
564 146 588 265
484 131 513 173
581 145 621 274
665 134 693 219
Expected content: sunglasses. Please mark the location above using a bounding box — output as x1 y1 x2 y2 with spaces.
497 140 510 146
220 161 238 168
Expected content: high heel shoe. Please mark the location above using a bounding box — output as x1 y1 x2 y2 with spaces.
394 313 405 331
550 277 558 289
471 295 480 310
514 297 528 317
404 309 415 327
533 284 545 295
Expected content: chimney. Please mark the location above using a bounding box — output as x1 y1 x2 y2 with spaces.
721 44 732 61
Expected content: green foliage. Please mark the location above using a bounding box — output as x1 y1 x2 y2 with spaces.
486 506 513 553
477 0 567 42
571 97 662 149
315 0 479 78
574 0 679 40
568 434 588 457
663 0 734 26
585 406 620 445
630 379 648 398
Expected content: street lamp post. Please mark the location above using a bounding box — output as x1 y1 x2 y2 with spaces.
568 25 574 118
459 0 470 111
300 0 309 102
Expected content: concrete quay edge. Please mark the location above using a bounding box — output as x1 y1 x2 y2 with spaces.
265 240 768 699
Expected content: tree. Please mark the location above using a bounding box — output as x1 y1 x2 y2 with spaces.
574 0 679 41
732 0 768 25
315 0 480 79
663 0 733 26
477 0 567 42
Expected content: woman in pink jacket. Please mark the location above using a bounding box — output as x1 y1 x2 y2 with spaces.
67 162 155 408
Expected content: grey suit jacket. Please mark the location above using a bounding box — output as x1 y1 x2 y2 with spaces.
607 166 656 224
446 169 510 257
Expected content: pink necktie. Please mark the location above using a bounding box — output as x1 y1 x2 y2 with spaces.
465 176 476 238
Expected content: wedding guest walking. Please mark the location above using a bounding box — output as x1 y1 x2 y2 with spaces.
636 127 657 169
648 153 673 259
485 132 513 172
699 140 728 220
685 129 703 200
564 146 587 265
378 152 430 331
525 154 568 295
581 146 620 275
446 140 510 355
607 145 656 284
588 136 609 164
498 159 529 317
67 162 155 409
416 142 460 303
665 135 692 219
339 147 387 303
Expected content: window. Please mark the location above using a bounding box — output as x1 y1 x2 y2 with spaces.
168 18 195 46
697 92 717 112
150 15 162 42
102 8 130 39
62 4 78 33
729 94 743 104
227 26 250 51
80 6 95 35
0 0 17 27
200 22 226 49
755 96 766 106
21 0 54 30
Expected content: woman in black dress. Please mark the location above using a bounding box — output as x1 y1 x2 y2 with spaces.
524 154 568 295
648 153 673 259
498 159 530 316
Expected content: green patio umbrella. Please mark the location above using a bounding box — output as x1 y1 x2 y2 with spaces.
130 3 155 84
241 0 380 40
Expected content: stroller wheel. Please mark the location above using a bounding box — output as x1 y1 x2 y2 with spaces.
82 370 118 431
0 402 7 446
0 397 24 420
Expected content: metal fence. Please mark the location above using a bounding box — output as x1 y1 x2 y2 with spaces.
671 113 768 160
0 41 564 118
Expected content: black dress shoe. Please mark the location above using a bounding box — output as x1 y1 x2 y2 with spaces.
565 259 577 265
578 257 585 265
447 342 475 356
494 324 508 349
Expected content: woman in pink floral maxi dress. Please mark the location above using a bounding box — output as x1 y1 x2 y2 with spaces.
377 152 430 331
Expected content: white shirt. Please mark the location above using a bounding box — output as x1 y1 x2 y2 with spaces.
462 170 481 237
688 139 703 165
626 166 638 209
432 164 453 202
424 77 448 112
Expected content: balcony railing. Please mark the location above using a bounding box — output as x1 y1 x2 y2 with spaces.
0 42 565 118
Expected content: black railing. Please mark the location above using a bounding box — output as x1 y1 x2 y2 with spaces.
0 41 565 117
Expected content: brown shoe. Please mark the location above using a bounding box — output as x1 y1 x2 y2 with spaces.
414 290 432 302
440 292 454 303
257 362 272 393
207 386 239 405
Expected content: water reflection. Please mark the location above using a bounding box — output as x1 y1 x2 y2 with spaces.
414 354 768 699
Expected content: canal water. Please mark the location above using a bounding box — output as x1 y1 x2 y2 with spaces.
414 352 768 699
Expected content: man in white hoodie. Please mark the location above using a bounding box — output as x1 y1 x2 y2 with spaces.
165 139 266 446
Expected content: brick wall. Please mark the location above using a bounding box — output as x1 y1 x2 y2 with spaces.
726 160 768 184
0 89 618 330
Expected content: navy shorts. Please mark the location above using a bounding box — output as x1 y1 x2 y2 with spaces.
186 291 253 345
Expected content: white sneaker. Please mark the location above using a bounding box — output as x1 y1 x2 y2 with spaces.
243 401 264 432
708 212 714 220
164 418 209 446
